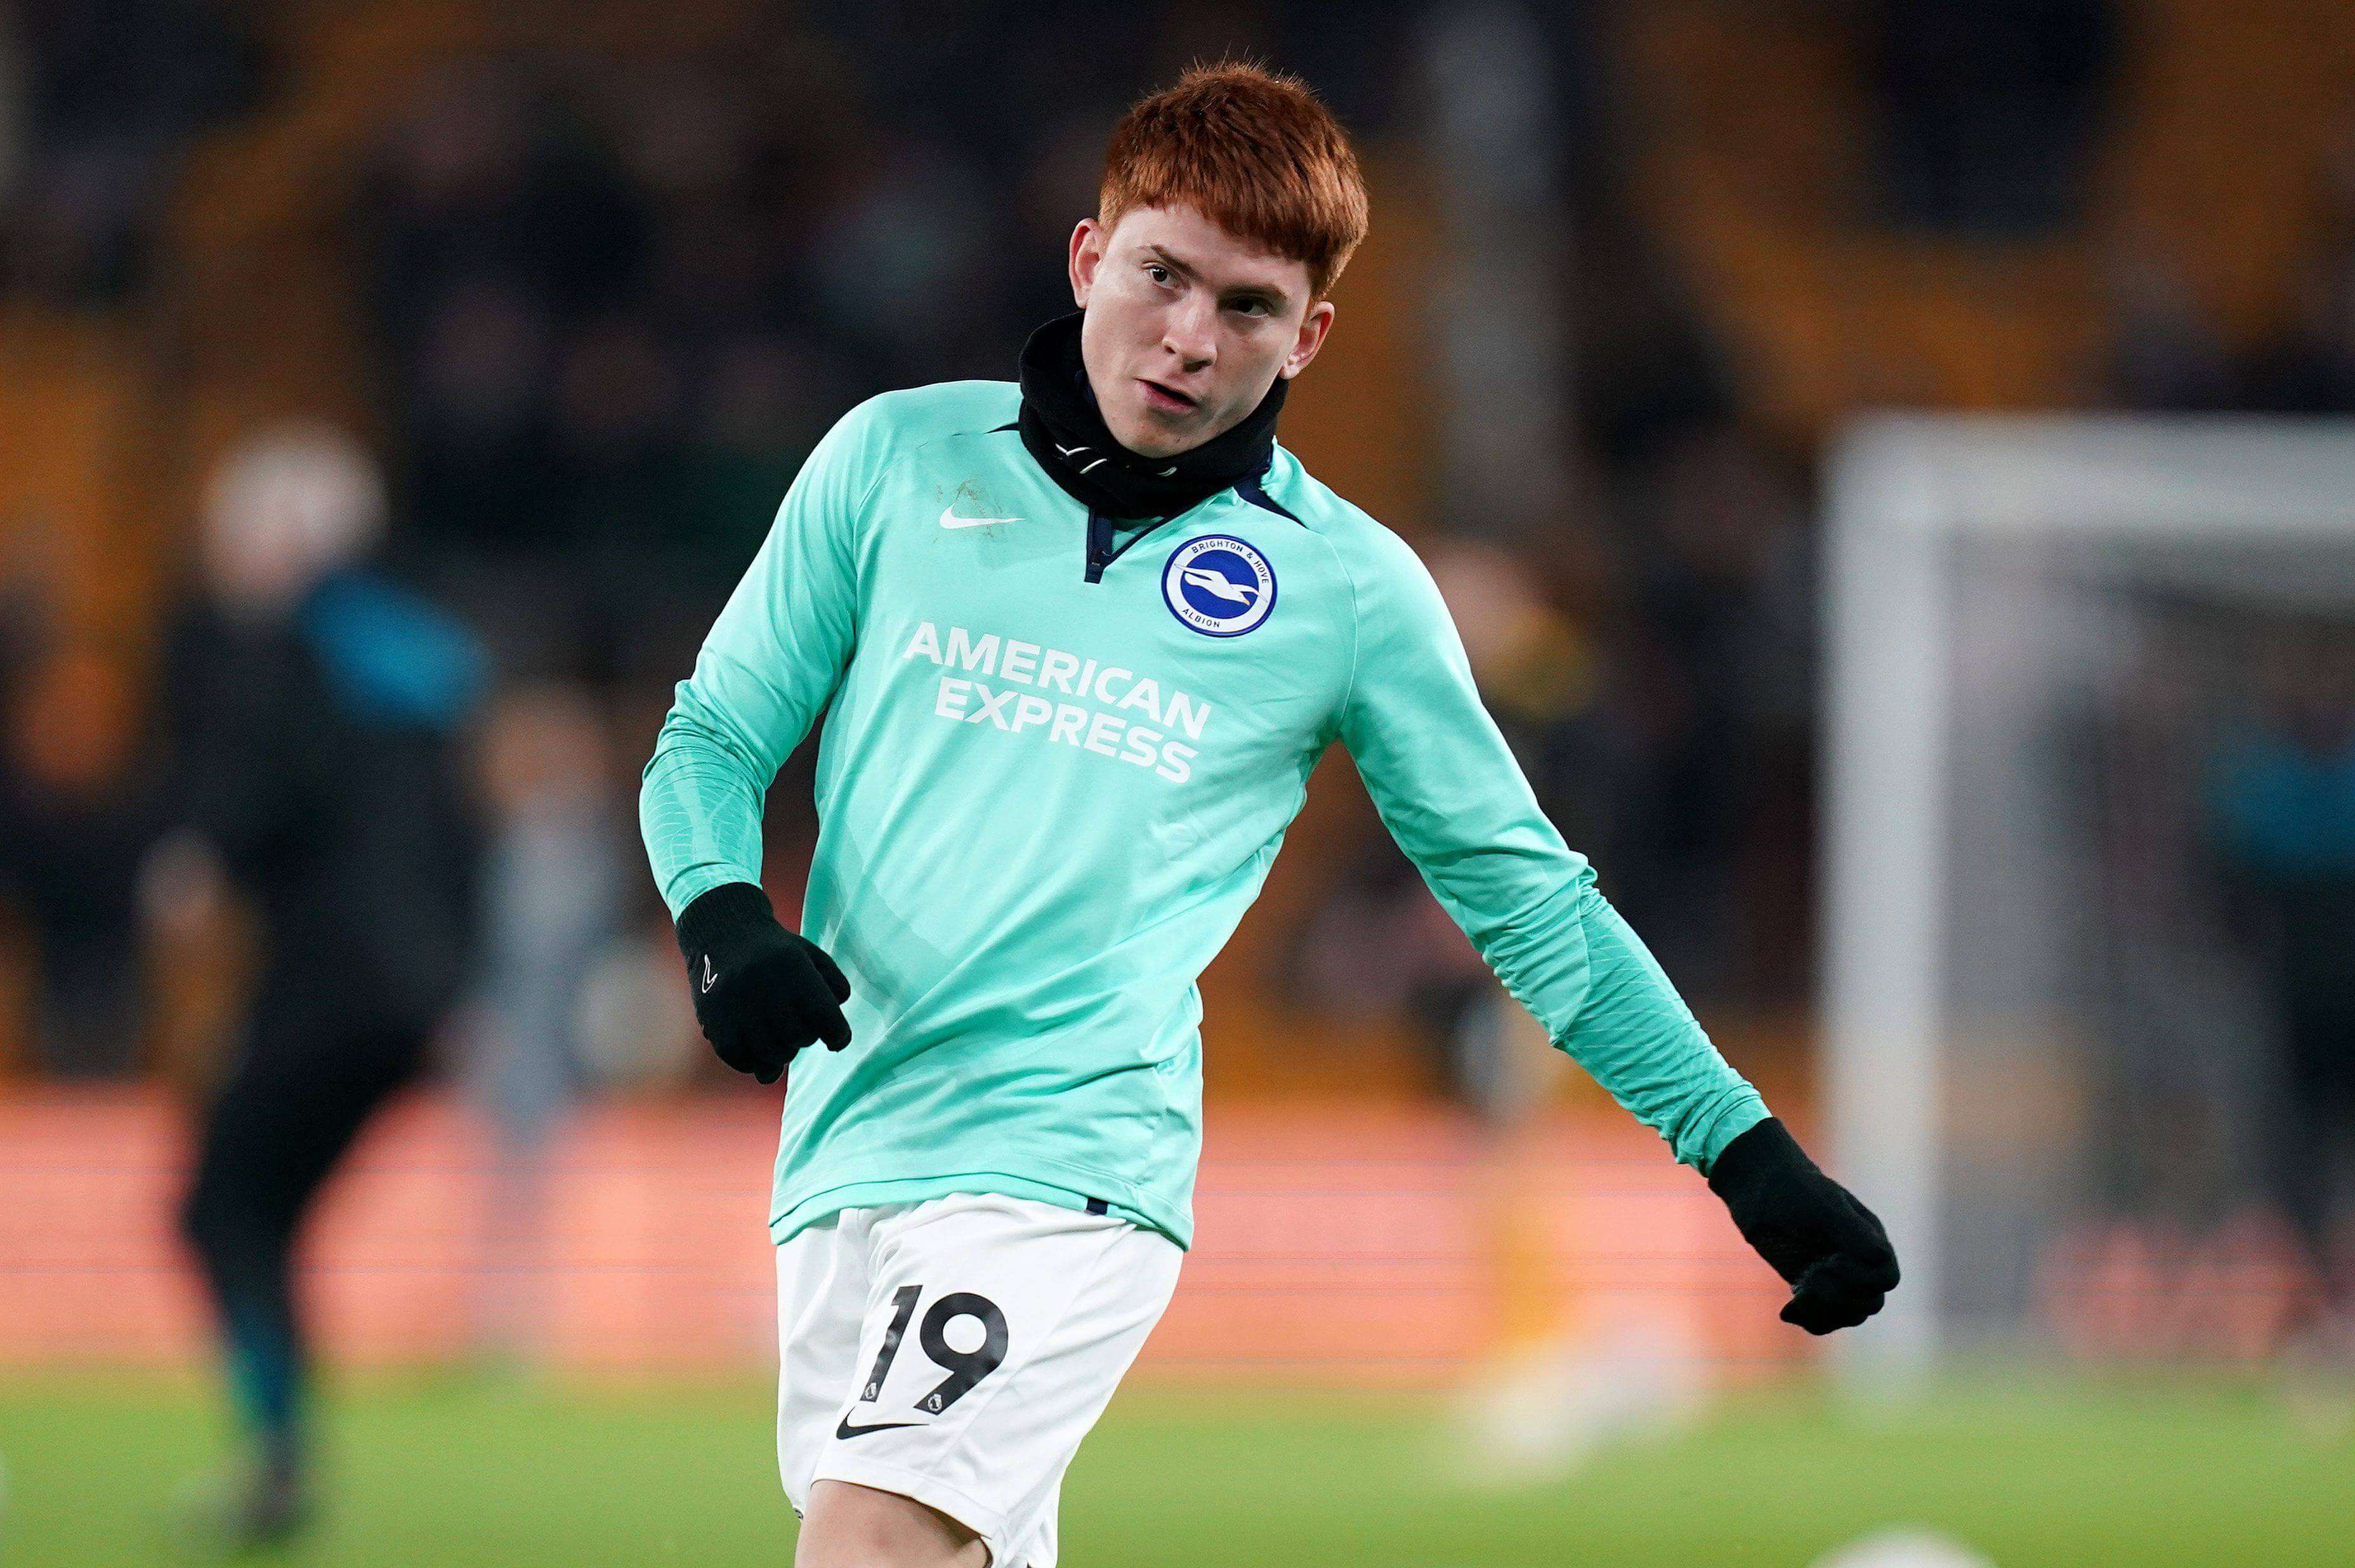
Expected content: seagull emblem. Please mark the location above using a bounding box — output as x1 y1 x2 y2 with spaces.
1180 567 1261 608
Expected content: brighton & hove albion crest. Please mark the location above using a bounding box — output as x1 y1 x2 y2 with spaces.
1161 535 1276 637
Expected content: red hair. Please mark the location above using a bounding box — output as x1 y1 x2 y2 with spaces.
1099 60 1370 301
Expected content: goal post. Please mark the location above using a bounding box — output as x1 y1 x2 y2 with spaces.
1821 414 2355 1376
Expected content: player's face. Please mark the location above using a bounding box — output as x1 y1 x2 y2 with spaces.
1068 204 1334 460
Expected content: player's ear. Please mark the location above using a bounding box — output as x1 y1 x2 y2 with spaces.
1070 218 1105 308
1280 298 1334 381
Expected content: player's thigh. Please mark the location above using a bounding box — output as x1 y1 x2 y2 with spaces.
808 1193 1183 1567
797 1479 987 1568
777 1211 879 1511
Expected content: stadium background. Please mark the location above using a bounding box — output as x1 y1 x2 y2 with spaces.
2 0 2352 1562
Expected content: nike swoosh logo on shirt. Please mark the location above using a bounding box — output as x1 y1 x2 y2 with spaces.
836 1415 922 1440
940 506 1022 529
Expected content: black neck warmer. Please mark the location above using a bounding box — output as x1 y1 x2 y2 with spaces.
1016 311 1286 521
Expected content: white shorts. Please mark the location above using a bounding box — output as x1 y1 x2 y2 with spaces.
775 1192 1183 1568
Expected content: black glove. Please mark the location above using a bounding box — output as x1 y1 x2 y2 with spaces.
674 882 852 1084
1708 1118 1899 1335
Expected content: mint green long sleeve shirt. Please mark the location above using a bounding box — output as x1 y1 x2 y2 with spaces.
641 381 1768 1248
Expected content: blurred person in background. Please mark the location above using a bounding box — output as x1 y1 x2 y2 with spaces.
0 632 154 1076
2208 622 2355 1351
143 424 487 1549
0 524 158 1076
642 62 1896 1567
457 680 627 1364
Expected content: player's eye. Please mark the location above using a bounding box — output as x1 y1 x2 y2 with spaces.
1144 263 1174 286
1229 297 1271 317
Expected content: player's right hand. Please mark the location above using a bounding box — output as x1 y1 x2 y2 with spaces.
674 882 853 1084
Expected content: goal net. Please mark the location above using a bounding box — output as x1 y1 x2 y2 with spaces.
1822 415 2355 1371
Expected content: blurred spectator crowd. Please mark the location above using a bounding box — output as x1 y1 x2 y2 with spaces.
3 0 2355 1135
0 0 265 303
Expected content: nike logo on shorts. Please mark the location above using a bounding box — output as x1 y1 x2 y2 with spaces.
836 1414 921 1440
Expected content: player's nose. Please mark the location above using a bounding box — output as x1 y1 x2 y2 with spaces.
1160 297 1217 371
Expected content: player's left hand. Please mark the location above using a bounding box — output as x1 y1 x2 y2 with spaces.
1707 1118 1899 1334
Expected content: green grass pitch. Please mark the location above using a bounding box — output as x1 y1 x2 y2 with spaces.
1 1372 2349 1564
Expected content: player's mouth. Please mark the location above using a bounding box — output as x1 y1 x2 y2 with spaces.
1139 379 1199 415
